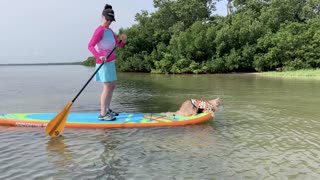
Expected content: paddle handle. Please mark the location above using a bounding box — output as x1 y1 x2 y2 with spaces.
72 41 122 103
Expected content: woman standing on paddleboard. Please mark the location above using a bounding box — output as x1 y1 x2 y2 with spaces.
88 4 127 121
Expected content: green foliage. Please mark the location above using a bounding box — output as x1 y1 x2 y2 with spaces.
92 0 320 74
82 56 96 66
255 18 320 71
153 52 176 74
206 57 227 73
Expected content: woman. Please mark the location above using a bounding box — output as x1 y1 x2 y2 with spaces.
88 4 127 120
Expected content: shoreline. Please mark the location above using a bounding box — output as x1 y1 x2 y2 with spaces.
260 69 320 78
1 63 319 78
0 62 82 66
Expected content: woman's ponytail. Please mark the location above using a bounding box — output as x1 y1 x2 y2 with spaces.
104 4 112 10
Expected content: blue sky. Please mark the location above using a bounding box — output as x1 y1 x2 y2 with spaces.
0 0 227 64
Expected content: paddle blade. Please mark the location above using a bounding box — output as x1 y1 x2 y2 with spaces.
45 102 73 137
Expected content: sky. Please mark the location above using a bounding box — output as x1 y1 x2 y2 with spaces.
0 0 227 64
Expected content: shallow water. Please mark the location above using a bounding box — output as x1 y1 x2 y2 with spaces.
0 65 320 179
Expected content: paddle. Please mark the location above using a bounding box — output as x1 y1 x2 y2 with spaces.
45 41 121 137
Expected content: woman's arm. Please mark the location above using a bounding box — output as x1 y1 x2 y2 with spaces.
112 31 126 47
88 26 104 58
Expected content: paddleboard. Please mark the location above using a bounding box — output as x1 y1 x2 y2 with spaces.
0 112 213 128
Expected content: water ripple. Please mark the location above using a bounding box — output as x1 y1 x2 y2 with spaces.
1 67 320 179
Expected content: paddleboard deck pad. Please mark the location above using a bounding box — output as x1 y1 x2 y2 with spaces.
0 112 213 128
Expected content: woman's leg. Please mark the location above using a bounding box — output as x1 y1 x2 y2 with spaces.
100 82 116 116
105 82 116 112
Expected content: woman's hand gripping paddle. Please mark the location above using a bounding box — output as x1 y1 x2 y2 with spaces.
45 41 122 137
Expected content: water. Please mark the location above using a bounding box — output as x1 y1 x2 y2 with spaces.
0 65 319 179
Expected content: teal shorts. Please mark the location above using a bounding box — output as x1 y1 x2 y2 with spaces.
95 61 117 82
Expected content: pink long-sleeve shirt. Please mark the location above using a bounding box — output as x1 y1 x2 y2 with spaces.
88 26 125 64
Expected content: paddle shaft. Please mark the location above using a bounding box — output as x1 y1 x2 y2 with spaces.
72 41 121 103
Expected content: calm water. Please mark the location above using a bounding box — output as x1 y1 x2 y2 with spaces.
0 65 319 179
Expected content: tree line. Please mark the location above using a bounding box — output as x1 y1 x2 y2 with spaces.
83 0 320 73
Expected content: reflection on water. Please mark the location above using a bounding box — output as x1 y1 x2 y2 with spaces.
0 66 320 179
46 136 81 176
